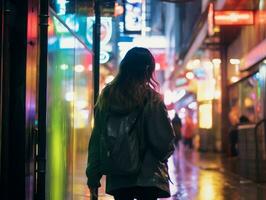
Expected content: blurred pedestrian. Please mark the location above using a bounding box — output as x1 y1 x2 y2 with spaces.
239 115 249 124
86 47 175 200
172 113 182 149
182 114 194 150
229 114 250 157
228 109 239 157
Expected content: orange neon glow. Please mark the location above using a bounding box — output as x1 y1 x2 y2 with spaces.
214 11 254 25
208 3 214 36
256 11 266 24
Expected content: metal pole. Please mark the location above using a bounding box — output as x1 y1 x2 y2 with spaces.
91 1 101 199
220 45 229 155
93 0 101 107
36 0 49 199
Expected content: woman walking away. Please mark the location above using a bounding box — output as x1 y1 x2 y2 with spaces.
86 47 175 200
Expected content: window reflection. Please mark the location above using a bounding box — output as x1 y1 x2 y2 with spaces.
46 10 93 200
229 71 262 124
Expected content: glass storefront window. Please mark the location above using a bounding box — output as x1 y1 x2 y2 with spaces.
46 10 93 199
229 70 263 124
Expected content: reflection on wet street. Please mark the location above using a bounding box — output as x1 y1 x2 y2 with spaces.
77 146 266 200
164 146 266 200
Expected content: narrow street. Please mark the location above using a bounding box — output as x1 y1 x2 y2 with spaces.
2 1 266 199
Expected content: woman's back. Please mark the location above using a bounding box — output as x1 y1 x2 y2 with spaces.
86 47 175 200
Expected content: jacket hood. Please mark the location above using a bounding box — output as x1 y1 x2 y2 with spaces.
107 102 141 115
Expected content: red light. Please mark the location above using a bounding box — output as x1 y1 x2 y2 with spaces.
214 11 254 25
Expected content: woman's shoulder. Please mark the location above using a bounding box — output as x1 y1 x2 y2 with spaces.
144 89 167 114
146 88 163 104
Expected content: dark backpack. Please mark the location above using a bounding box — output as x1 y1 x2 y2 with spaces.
99 107 144 176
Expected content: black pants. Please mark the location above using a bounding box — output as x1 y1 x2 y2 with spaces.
113 187 158 200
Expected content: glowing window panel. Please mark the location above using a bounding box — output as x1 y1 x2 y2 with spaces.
124 0 142 34
215 11 254 25
197 79 215 101
199 103 212 129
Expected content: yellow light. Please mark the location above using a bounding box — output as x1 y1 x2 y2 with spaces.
244 97 253 107
197 79 215 101
214 26 220 33
199 173 217 199
73 109 87 129
186 59 201 70
214 90 221 99
212 58 221 65
230 59 240 65
91 116 95 130
230 76 239 83
199 104 212 129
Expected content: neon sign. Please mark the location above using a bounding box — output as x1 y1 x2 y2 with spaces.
86 17 112 46
214 11 254 25
124 0 142 34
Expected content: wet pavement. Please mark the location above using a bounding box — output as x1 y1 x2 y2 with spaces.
163 146 266 200
79 146 266 200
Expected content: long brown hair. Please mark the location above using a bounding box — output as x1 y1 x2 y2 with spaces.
98 47 160 110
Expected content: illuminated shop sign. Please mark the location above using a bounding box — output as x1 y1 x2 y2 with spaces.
86 17 112 46
124 0 142 34
214 11 254 25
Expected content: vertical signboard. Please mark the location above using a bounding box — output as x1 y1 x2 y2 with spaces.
124 0 142 34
